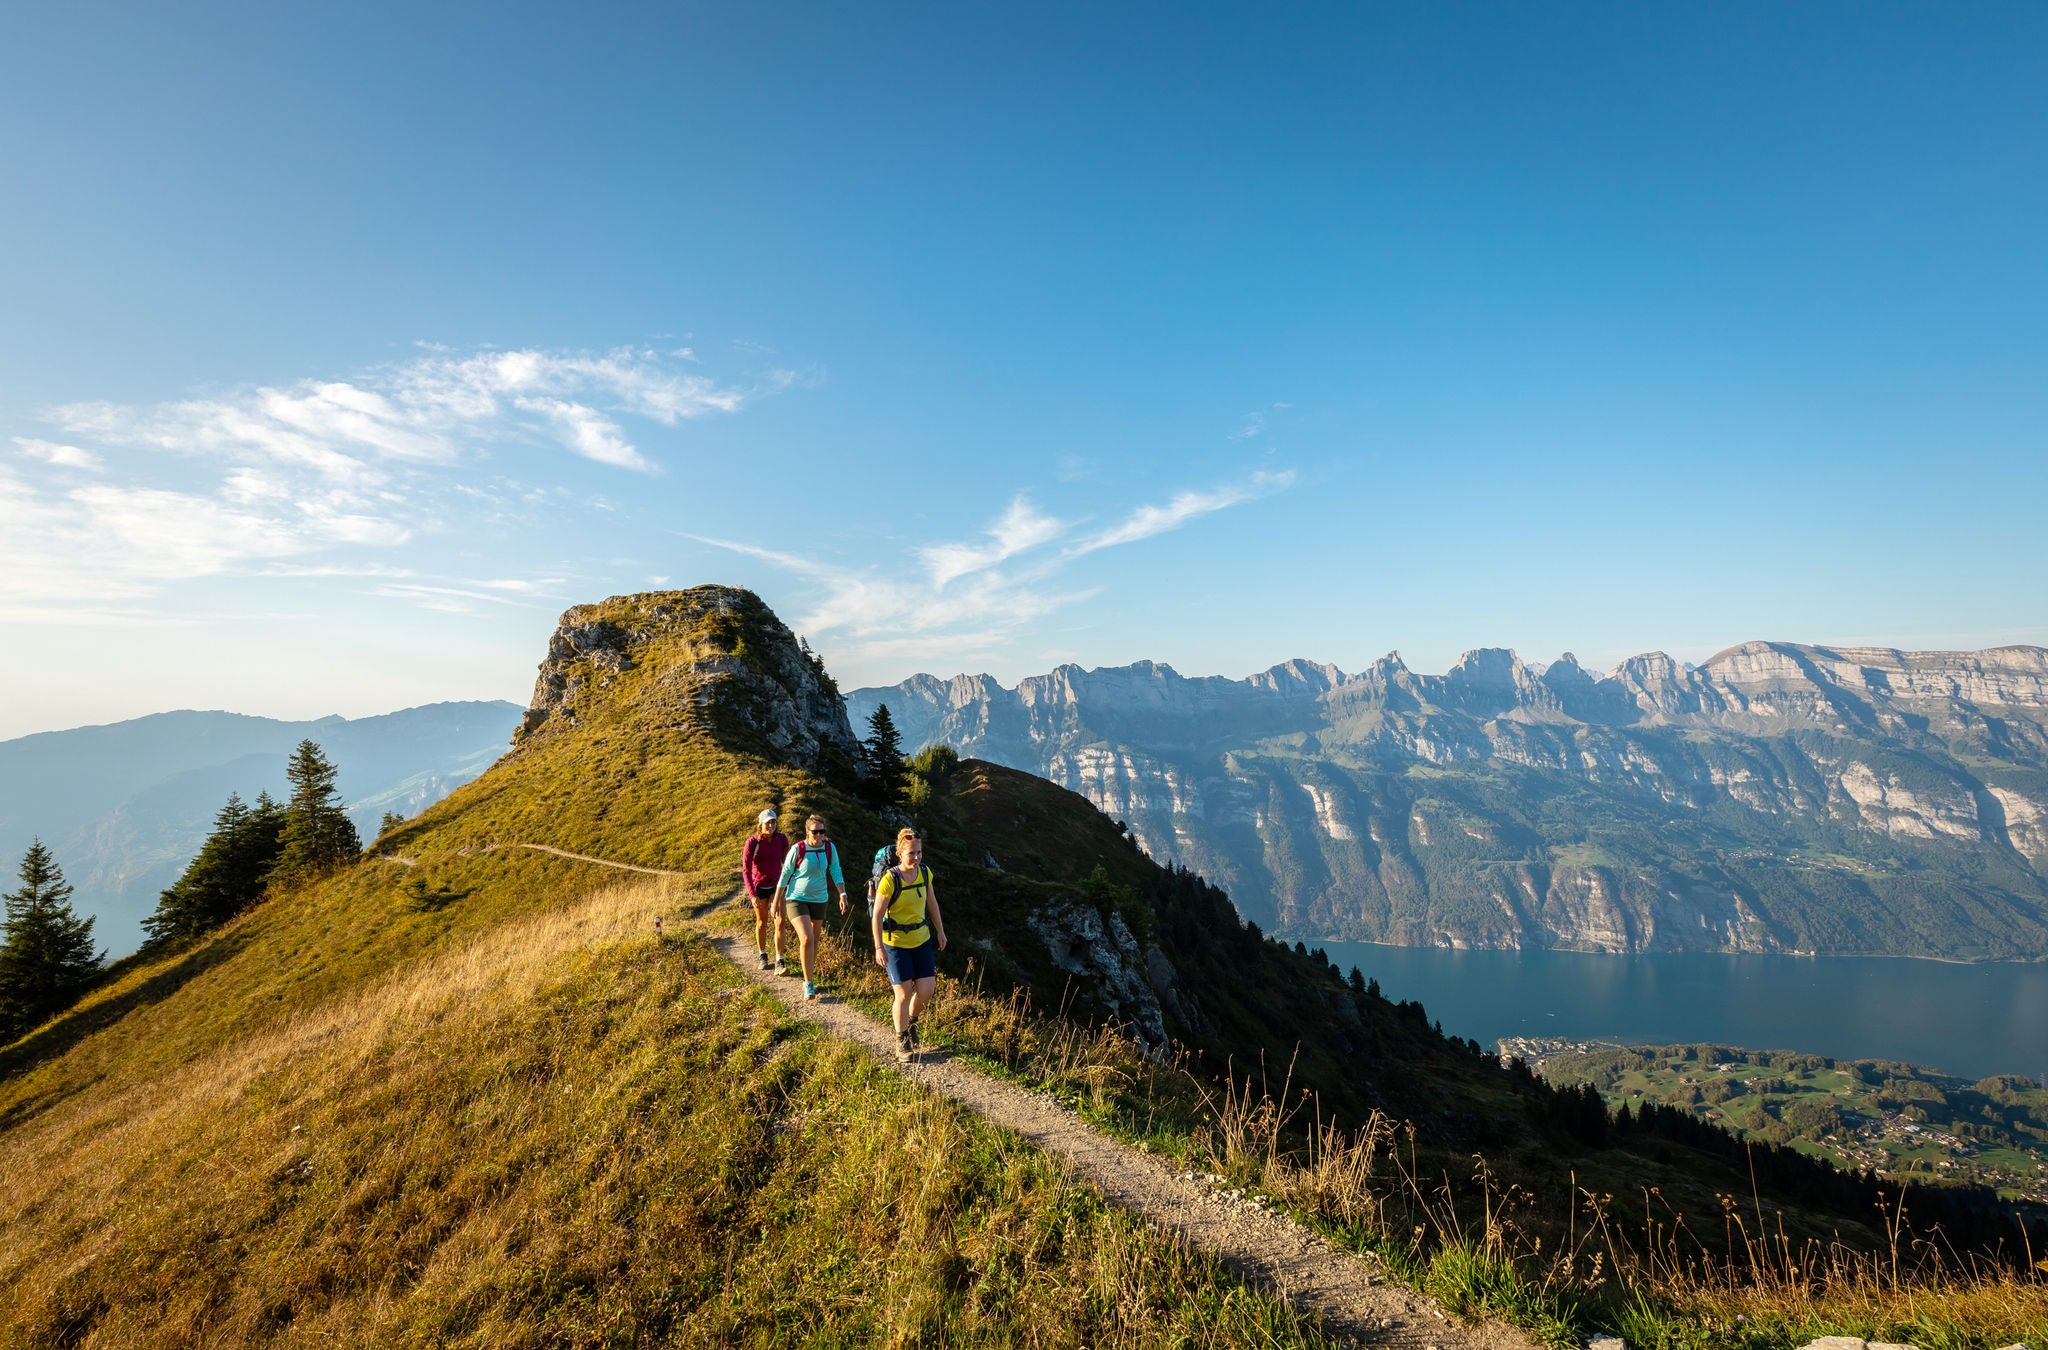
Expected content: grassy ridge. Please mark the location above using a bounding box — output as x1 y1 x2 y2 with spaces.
6 587 2045 1348
0 875 1332 1347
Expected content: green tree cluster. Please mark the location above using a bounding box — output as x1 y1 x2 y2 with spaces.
142 739 360 950
141 791 286 949
0 841 103 1039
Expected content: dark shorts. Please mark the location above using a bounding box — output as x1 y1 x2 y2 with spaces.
749 882 775 903
787 900 829 923
883 939 936 984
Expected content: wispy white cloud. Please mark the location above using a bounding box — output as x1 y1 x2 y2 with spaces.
919 498 1066 587
513 397 649 471
48 344 752 484
692 469 1292 668
13 438 102 470
0 464 401 616
1071 470 1295 554
2 343 775 624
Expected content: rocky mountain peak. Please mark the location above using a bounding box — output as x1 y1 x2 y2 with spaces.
516 586 858 771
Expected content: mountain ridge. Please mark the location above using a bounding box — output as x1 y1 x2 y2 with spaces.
7 588 2041 1346
0 700 525 955
848 641 2048 960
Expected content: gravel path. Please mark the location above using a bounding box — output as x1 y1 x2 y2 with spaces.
401 842 1535 1347
702 911 1537 1350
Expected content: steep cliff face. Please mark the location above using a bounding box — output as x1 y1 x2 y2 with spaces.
849 643 2048 959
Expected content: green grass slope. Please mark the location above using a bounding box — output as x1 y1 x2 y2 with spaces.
5 586 2044 1349
0 588 1333 1346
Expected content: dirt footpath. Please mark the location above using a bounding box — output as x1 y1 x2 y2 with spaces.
703 919 1537 1350
480 845 1535 1348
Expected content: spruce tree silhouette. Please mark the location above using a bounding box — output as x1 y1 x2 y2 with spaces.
0 841 103 1038
862 703 906 806
273 740 361 884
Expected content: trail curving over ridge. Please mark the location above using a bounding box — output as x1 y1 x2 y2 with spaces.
464 840 1533 1348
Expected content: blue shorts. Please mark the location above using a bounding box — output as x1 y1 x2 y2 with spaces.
883 940 936 984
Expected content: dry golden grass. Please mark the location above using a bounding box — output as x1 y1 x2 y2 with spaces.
731 905 2048 1350
0 875 1336 1349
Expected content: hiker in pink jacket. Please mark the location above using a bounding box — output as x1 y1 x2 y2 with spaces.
742 808 791 970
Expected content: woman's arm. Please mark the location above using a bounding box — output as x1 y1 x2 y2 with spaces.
926 880 946 951
870 878 888 965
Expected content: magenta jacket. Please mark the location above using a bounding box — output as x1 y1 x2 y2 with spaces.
743 830 791 895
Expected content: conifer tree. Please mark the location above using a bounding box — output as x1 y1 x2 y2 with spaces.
272 740 361 884
0 841 103 1039
862 703 906 806
141 791 287 949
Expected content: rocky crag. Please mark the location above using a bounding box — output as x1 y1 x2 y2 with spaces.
848 642 2048 959
507 589 1186 1046
516 589 857 771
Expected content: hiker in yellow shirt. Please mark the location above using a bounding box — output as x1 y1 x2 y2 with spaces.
871 826 945 1062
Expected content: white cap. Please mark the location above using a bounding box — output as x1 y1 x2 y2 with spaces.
758 809 778 824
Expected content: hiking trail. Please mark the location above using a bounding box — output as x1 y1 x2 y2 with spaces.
427 845 1537 1349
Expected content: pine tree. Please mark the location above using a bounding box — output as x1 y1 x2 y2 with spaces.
0 841 103 1039
863 703 906 806
141 791 287 949
272 740 361 884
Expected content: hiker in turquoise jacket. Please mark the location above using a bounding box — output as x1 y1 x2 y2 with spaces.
772 814 847 1001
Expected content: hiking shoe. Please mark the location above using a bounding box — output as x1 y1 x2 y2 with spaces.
896 1031 914 1063
758 951 772 971
803 980 818 1001
907 1021 920 1048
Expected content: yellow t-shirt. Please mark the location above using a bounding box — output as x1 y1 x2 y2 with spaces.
876 865 933 949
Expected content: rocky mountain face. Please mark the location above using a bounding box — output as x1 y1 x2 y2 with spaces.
849 642 2048 960
515 589 859 772
507 589 1191 1049
0 701 524 956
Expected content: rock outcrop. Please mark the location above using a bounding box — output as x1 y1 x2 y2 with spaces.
517 587 858 772
850 642 2048 960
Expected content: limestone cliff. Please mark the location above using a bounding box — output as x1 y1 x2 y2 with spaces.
849 642 2048 960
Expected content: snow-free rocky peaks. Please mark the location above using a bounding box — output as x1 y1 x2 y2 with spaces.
847 642 2048 959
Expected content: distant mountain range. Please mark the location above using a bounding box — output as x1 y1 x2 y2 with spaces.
0 702 524 955
849 642 2048 961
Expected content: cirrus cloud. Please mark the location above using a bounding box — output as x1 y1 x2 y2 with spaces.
690 468 1295 669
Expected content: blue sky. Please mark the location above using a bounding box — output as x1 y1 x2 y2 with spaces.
2 3 2044 738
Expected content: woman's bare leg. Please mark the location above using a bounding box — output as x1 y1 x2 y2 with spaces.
793 915 820 985
908 975 937 1026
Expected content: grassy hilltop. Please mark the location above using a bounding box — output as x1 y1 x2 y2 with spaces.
0 589 1332 1347
3 586 2045 1349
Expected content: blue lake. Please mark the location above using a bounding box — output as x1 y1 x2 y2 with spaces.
1310 941 2048 1083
